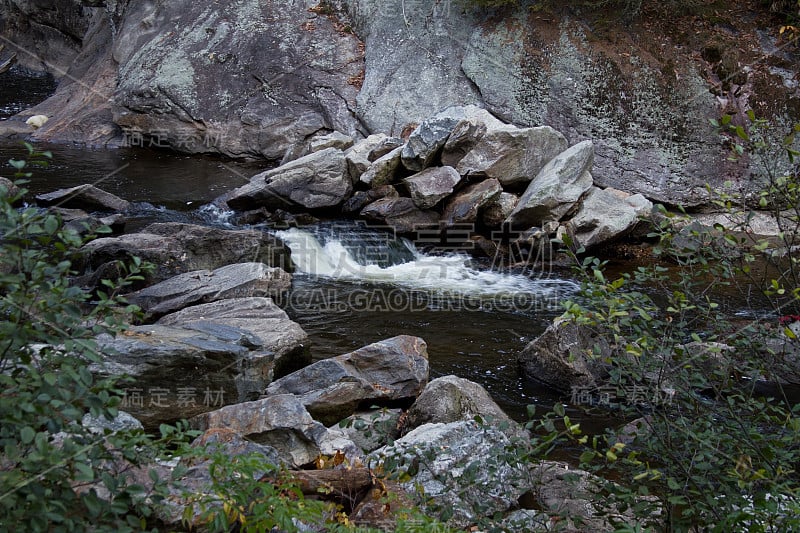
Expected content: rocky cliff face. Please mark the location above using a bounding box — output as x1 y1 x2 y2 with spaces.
1 0 797 207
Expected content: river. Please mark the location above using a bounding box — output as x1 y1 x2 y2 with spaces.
0 68 620 432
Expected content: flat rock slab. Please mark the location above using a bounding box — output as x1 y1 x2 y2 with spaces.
224 148 352 210
36 184 130 212
128 263 291 318
92 297 308 429
77 222 293 288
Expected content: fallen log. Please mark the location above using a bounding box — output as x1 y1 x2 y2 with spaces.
262 467 375 510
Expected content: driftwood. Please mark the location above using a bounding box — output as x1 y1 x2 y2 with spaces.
261 467 375 510
0 44 16 74
292 467 374 502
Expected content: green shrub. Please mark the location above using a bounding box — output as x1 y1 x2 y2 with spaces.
0 144 190 531
553 116 800 531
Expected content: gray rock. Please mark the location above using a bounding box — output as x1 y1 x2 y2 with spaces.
456 126 568 187
369 136 405 161
0 177 20 200
190 394 361 466
439 107 510 169
158 427 288 528
347 3 482 134
128 262 291 318
82 411 143 435
342 184 398 214
157 297 309 379
401 115 461 172
482 192 519 228
337 409 402 453
0 0 92 77
527 460 636 530
507 141 595 229
93 309 308 430
360 197 439 234
283 130 356 163
567 187 653 249
111 0 364 159
404 375 520 435
441 178 502 225
51 207 125 236
371 421 530 527
441 118 487 168
224 148 352 210
35 184 130 212
346 133 390 182
76 222 292 287
308 131 355 154
402 166 462 209
192 427 285 468
359 145 403 188
265 335 429 426
517 318 614 393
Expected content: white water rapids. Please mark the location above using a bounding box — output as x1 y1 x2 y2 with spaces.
275 225 579 309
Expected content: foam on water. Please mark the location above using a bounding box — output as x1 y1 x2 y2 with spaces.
275 226 578 304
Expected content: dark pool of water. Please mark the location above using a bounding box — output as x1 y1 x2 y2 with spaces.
1 141 265 212
0 66 57 119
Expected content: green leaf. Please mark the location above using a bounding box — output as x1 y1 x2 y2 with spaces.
75 462 95 482
20 426 35 444
579 450 595 465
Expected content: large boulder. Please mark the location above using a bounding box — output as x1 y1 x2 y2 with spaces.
157 297 309 379
455 126 568 187
441 178 502 225
482 192 519 228
506 141 595 229
110 0 364 159
76 222 292 286
401 116 459 172
440 106 509 167
404 375 520 435
567 187 654 249
402 166 462 209
517 318 614 393
190 394 361 466
344 4 482 134
371 421 530 527
35 184 130 212
92 298 309 428
523 460 623 531
360 197 438 234
336 408 403 454
264 335 429 426
127 263 291 318
224 148 352 210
